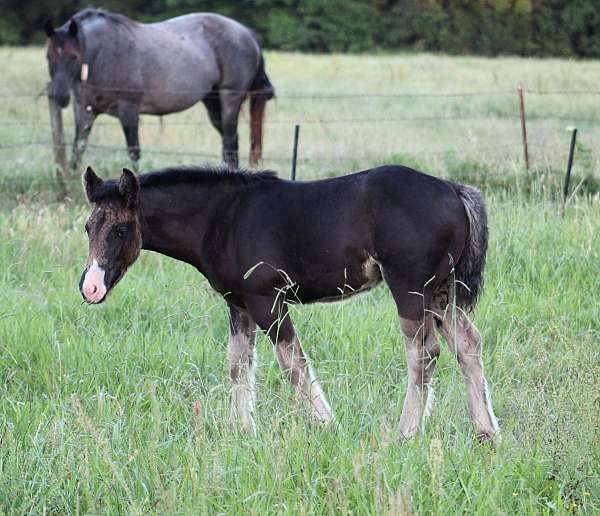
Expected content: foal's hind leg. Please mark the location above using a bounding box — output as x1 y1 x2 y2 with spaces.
228 305 258 435
436 307 500 442
398 315 440 438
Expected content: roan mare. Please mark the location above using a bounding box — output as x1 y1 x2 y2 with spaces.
44 8 274 170
79 165 500 442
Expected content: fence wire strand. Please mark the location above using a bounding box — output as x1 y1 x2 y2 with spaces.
4 86 600 100
2 85 600 189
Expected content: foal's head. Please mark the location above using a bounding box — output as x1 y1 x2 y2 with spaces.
44 18 82 108
80 167 142 304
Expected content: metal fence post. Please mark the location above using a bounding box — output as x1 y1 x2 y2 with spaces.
291 124 300 180
561 127 577 217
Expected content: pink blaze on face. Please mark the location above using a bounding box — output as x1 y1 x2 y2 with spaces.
81 259 107 303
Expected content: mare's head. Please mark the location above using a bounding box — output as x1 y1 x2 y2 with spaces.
44 18 82 108
80 167 143 304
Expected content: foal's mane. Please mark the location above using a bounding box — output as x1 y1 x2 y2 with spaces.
90 166 279 203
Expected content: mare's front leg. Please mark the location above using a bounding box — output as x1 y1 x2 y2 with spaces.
70 88 96 172
246 296 333 423
228 305 258 435
398 315 440 438
118 100 140 168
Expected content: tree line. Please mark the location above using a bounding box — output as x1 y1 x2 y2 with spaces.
3 0 599 57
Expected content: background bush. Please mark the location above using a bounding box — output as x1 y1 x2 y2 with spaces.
2 0 600 57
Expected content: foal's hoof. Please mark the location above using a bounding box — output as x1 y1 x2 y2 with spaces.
476 430 501 447
229 413 257 437
308 410 334 426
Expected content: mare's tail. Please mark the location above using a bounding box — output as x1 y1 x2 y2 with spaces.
249 54 274 166
451 183 489 312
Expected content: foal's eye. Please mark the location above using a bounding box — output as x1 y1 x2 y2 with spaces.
84 223 90 234
116 225 129 239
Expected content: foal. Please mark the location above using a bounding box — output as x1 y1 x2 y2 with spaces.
79 165 500 441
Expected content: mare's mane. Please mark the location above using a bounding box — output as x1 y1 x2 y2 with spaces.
71 8 134 28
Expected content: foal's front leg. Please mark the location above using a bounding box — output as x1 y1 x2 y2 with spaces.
275 334 333 423
247 297 333 423
228 305 257 435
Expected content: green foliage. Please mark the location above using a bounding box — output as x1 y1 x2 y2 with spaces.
4 0 600 57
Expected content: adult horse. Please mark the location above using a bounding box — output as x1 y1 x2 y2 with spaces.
78 164 500 442
44 8 274 170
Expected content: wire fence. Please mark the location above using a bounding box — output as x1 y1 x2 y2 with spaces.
1 86 600 188
5 85 600 98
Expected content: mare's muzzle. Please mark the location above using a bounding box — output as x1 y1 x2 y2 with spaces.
50 73 72 108
54 93 71 109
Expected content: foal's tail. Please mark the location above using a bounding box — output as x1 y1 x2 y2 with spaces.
452 183 489 312
249 54 275 167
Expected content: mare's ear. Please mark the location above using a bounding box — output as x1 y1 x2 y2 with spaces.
44 18 55 38
68 19 78 38
83 166 103 203
119 168 140 208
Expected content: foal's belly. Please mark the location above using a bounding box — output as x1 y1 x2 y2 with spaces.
295 255 383 304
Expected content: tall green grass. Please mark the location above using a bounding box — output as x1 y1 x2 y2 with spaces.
1 48 600 514
0 193 599 513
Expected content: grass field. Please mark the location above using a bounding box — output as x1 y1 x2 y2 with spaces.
1 48 600 514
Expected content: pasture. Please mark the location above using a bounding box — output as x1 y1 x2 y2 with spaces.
0 47 599 513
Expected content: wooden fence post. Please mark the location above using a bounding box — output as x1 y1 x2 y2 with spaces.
517 85 530 172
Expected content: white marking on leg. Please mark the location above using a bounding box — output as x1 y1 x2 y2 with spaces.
439 312 500 441
482 376 500 437
276 337 333 423
399 317 439 438
423 384 435 421
303 363 333 422
82 259 107 303
229 330 257 435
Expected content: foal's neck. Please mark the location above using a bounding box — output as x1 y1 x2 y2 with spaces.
138 183 236 268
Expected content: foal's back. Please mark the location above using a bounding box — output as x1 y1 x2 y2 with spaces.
231 166 469 316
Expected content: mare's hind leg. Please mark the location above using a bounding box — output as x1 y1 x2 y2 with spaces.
219 89 246 169
398 315 440 438
118 100 140 166
245 296 333 423
228 305 258 435
202 90 223 135
435 306 500 442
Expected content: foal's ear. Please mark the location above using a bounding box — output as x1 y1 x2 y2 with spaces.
68 19 78 38
83 166 103 203
119 168 140 208
44 18 55 38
